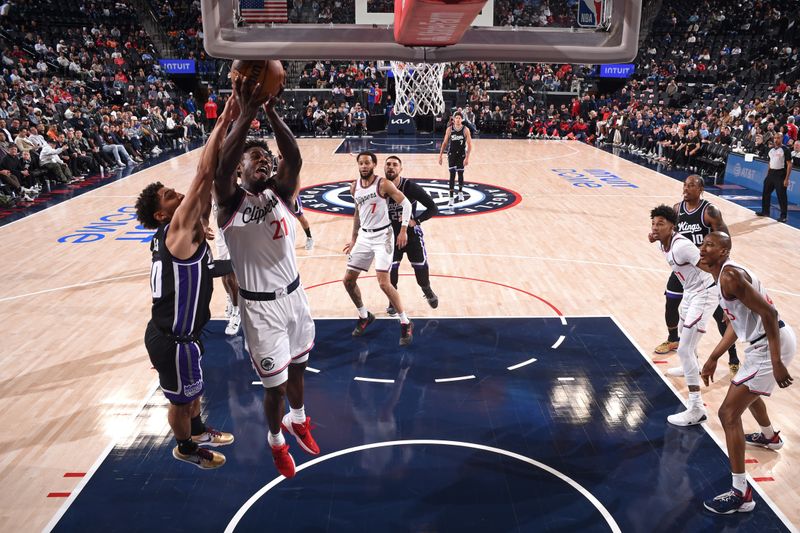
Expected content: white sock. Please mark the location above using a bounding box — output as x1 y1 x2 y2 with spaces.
357 306 369 319
231 306 239 316
268 431 285 447
688 391 703 409
399 312 409 325
291 406 306 424
760 425 775 439
731 472 747 493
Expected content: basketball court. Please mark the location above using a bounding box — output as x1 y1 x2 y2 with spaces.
2 0 800 530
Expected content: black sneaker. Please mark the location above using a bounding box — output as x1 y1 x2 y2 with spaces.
352 312 376 337
386 304 397 316
422 286 439 309
755 211 767 217
400 320 414 346
777 216 787 223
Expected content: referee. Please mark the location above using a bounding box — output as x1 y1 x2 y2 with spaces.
384 155 440 314
756 133 793 223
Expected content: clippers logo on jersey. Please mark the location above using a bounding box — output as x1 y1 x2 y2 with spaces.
242 196 279 224
299 179 521 217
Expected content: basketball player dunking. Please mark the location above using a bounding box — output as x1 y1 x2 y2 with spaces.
214 77 319 479
343 150 414 346
699 232 795 514
652 175 739 376
135 92 238 469
438 112 472 210
384 155 439 314
650 204 717 427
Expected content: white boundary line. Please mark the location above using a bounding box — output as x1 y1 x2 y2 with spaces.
507 357 538 371
223 439 621 533
354 376 395 384
608 314 798 532
42 380 161 533
1 150 197 230
434 375 476 383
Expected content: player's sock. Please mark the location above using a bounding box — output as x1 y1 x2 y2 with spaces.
357 306 369 319
399 312 409 325
760 425 775 439
291 406 306 424
667 326 679 343
268 431 286 447
190 415 206 436
688 391 703 409
177 437 198 455
731 472 747 493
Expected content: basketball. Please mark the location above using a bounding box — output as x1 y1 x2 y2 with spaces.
230 60 285 100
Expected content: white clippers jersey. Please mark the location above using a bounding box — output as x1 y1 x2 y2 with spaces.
717 259 776 343
353 176 390 231
221 187 298 292
661 233 714 294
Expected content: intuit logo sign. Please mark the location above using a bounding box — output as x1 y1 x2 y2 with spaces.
158 59 196 74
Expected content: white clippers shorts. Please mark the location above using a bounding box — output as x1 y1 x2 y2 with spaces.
241 286 315 388
679 287 718 333
347 226 394 273
733 324 796 396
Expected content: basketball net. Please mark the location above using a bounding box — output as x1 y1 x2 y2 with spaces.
389 61 445 117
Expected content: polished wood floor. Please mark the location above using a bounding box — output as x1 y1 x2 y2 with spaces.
1 139 798 530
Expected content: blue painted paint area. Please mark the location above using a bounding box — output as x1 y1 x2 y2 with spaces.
336 136 443 154
52 318 791 532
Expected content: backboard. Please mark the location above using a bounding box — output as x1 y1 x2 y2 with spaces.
202 0 641 63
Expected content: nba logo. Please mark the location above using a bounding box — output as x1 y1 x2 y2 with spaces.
577 0 604 28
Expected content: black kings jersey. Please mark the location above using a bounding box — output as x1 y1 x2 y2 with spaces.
149 224 213 337
387 177 438 233
677 199 712 247
448 126 467 158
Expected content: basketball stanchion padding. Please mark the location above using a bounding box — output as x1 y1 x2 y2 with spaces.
393 0 489 47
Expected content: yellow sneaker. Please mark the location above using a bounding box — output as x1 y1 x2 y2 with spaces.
654 340 679 354
191 427 235 447
172 446 226 469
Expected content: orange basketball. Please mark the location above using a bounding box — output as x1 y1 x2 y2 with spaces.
230 60 285 101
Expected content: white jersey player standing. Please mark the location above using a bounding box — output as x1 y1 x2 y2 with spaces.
214 76 319 479
650 204 717 426
343 150 414 346
699 232 795 515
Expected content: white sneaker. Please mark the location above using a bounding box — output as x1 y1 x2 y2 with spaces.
225 309 241 336
224 296 233 319
667 406 707 427
447 198 454 210
457 191 465 202
304 237 314 250
666 366 685 377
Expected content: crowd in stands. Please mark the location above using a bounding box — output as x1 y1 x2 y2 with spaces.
0 0 205 207
493 0 576 27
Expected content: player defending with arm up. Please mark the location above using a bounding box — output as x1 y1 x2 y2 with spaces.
343 150 414 346
135 92 239 469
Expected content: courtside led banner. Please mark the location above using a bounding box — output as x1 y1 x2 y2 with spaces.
159 59 196 74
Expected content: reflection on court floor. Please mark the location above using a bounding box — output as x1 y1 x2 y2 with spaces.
51 318 791 532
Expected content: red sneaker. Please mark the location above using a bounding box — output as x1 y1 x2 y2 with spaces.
271 444 296 478
281 414 320 455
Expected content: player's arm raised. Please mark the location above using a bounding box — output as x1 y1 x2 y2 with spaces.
381 179 411 249
167 94 239 260
724 268 792 387
438 127 451 166
215 77 268 207
265 97 302 205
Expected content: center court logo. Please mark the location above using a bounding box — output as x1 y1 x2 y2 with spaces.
298 179 522 217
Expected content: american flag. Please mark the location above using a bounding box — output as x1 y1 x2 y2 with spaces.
241 0 288 23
